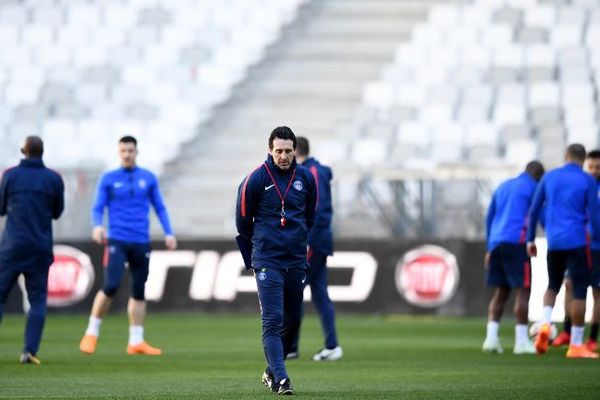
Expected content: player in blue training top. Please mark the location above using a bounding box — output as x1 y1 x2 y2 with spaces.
0 136 64 365
286 136 342 362
482 161 545 355
236 126 317 395
79 136 177 356
552 149 600 351
527 144 600 358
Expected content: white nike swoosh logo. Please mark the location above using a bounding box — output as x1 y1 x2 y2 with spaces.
114 182 123 188
265 184 275 191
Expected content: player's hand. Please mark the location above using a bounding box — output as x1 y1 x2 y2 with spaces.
165 235 177 250
484 252 490 269
92 226 105 244
527 242 537 257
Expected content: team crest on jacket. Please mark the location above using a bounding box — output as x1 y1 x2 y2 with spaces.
258 271 267 281
139 179 147 188
293 180 303 191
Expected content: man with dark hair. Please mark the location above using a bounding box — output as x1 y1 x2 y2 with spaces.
482 160 545 354
287 136 342 361
527 144 600 358
0 136 64 364
553 149 600 350
79 135 176 356
236 126 317 395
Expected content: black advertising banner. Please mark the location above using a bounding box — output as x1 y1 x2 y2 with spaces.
3 240 489 315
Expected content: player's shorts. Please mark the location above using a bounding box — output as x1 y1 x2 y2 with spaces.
547 247 591 300
486 243 531 288
591 250 600 288
103 240 151 300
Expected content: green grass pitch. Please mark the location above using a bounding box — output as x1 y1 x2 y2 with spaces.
1 313 599 399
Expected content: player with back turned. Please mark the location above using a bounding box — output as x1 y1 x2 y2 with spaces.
482 160 545 354
287 136 342 361
527 144 600 358
0 136 64 364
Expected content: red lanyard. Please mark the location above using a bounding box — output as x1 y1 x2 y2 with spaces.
263 162 296 227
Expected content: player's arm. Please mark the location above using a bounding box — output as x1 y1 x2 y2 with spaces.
587 178 600 242
526 178 546 257
236 172 259 240
91 174 109 244
485 193 496 251
0 172 8 216
305 170 317 231
149 175 176 250
52 174 65 219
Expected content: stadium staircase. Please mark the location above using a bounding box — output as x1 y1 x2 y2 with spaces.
160 0 438 238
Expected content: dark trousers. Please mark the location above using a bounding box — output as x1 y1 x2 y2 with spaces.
255 267 305 383
290 251 339 352
0 267 49 354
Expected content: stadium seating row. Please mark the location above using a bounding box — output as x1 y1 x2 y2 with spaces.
0 0 305 172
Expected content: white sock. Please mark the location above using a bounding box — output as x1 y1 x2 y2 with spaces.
129 325 144 346
571 325 584 346
542 306 553 324
85 316 102 337
486 320 500 341
515 324 529 346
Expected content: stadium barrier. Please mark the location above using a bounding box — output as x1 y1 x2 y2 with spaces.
4 239 594 320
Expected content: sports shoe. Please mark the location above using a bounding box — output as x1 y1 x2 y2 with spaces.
482 338 504 354
513 340 536 355
20 352 41 365
277 378 293 395
535 323 550 354
126 341 162 355
261 369 275 391
585 338 598 352
79 334 98 355
551 331 570 347
566 344 599 359
285 351 299 360
312 346 343 361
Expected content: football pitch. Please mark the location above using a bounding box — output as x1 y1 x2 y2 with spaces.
1 313 599 399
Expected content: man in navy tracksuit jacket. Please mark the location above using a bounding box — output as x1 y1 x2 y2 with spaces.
527 144 600 358
0 136 64 364
79 136 176 356
482 161 544 355
287 137 342 362
236 127 317 395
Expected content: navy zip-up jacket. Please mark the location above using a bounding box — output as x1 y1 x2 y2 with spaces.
0 158 64 270
236 154 317 270
486 172 538 251
302 157 333 256
527 162 600 250
92 166 173 243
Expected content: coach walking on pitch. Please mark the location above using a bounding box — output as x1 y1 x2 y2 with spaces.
0 136 65 364
235 126 317 395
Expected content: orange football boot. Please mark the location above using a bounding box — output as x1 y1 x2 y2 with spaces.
535 323 551 354
566 344 599 358
127 341 162 355
79 334 98 355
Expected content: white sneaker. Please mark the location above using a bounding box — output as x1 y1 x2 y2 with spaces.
513 340 536 355
482 338 504 353
312 346 343 361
